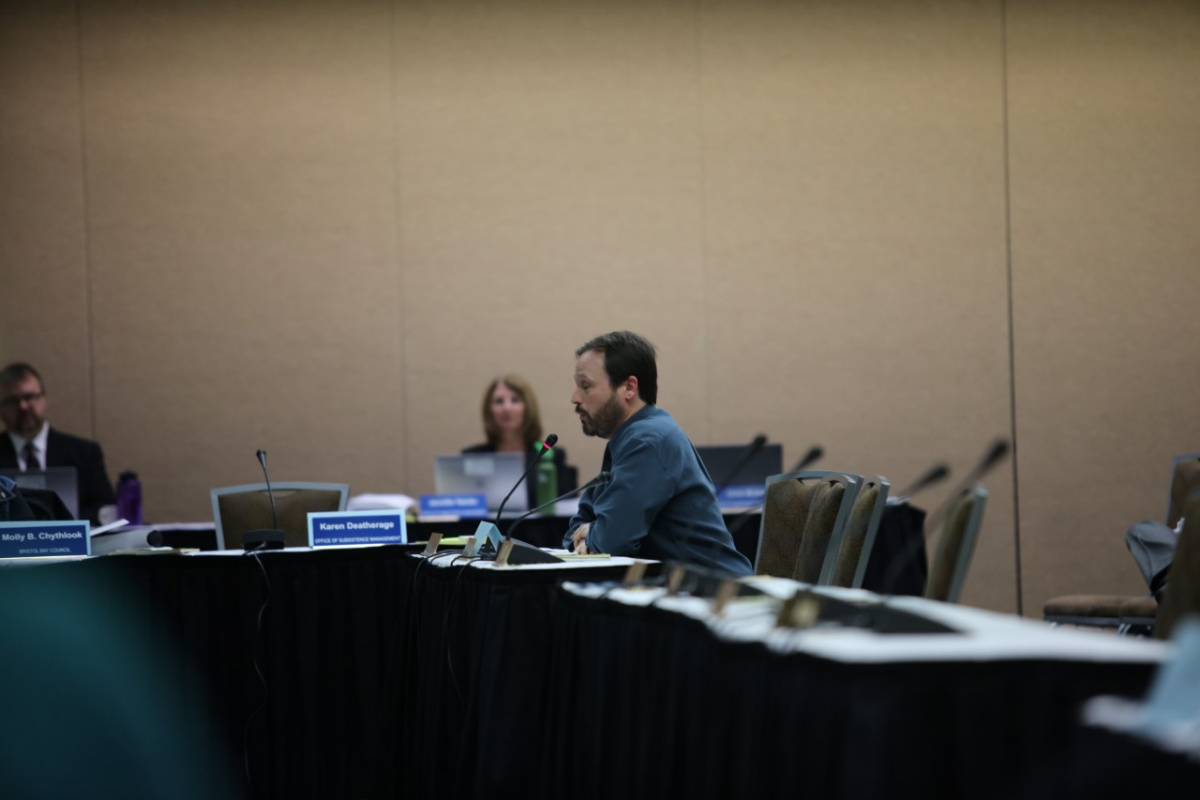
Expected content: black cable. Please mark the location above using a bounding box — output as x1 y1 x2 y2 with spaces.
241 549 271 800
443 555 481 708
386 549 463 698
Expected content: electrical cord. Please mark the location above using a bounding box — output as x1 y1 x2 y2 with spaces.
241 549 271 799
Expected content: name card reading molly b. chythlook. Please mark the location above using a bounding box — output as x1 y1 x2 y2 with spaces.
307 510 407 548
0 520 90 559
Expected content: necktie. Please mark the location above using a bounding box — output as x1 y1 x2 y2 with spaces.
22 441 40 472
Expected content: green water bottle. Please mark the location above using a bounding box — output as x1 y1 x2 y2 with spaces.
535 449 557 515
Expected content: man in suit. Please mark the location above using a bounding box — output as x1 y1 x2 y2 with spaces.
0 362 116 524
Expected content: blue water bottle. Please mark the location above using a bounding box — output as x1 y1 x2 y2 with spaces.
116 471 143 525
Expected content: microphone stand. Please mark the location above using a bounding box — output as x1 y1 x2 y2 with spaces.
492 473 613 565
873 440 1008 598
506 472 611 541
244 449 285 551
475 434 558 557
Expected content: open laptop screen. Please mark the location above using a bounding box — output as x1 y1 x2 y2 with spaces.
434 453 529 514
695 443 783 509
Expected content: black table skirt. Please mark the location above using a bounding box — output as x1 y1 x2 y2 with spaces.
375 554 640 798
536 587 1157 800
0 548 1163 800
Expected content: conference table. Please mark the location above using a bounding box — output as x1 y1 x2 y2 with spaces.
535 580 1168 799
0 545 1168 800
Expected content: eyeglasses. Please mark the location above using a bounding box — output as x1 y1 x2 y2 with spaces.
0 392 44 409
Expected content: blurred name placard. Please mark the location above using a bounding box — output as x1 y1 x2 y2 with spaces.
0 520 90 558
419 494 487 519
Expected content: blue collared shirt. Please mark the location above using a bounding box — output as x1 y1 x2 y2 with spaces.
565 405 752 575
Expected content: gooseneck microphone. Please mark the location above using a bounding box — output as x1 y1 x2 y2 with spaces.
924 439 1009 532
492 433 558 527
790 445 824 473
243 448 285 552
257 449 279 530
505 471 612 543
895 463 951 499
473 434 559 558
874 439 1009 597
494 472 615 565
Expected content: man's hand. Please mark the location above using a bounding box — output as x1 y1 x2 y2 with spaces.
571 523 591 555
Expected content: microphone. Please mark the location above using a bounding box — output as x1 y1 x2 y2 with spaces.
474 434 558 556
790 444 824 473
873 439 1009 597
244 448 285 552
497 472 614 565
895 462 951 499
492 434 557 527
924 438 1008 532
505 471 612 542
257 449 279 530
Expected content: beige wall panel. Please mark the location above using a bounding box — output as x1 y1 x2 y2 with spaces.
1008 1 1200 613
699 1 1017 610
79 0 403 520
0 3 93 435
392 0 710 493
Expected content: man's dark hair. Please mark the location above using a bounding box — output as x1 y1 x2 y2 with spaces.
576 331 658 405
0 363 42 390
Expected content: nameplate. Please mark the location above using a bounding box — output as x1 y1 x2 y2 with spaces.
494 540 516 566
0 520 90 558
307 510 407 548
717 484 765 509
710 579 739 615
419 493 487 518
623 561 648 587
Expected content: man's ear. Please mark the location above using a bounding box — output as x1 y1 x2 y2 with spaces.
623 376 639 401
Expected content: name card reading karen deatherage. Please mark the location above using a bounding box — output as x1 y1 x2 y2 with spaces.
0 520 90 558
307 510 407 548
418 493 487 519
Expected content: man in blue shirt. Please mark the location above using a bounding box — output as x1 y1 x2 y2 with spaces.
564 331 751 575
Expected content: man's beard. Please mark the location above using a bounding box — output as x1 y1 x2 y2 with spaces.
11 411 42 438
578 394 624 439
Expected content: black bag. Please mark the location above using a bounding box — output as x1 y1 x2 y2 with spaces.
1125 519 1178 603
0 476 36 522
0 476 72 522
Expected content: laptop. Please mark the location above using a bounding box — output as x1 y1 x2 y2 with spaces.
434 453 530 514
0 466 80 520
695 443 784 509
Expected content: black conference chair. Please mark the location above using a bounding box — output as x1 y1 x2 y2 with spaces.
1153 492 1200 640
211 482 349 549
923 483 988 604
829 475 890 589
754 470 861 585
1044 451 1200 631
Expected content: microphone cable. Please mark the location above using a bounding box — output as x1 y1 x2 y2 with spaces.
241 548 272 799
443 553 484 708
